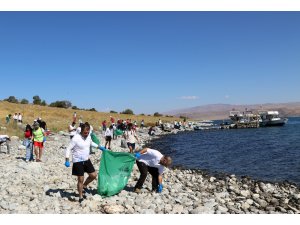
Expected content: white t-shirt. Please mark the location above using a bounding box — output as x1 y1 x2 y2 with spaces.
105 128 112 137
126 130 136 143
65 133 98 163
76 127 81 134
69 125 76 136
138 148 165 175
18 115 22 120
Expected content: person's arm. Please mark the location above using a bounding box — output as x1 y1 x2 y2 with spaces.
138 147 148 155
158 175 163 185
65 141 76 162
134 132 139 143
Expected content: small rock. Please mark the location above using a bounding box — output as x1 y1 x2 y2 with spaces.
18 145 26 150
210 177 216 182
172 204 184 214
246 199 254 205
240 190 250 198
103 204 124 214
11 136 19 141
140 209 155 214
217 205 228 213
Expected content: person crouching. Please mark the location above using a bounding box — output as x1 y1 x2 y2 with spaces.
134 148 172 193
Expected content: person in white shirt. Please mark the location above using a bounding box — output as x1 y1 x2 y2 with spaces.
68 122 76 140
65 122 100 204
104 125 113 149
18 113 23 123
13 113 18 123
134 148 172 194
123 123 139 153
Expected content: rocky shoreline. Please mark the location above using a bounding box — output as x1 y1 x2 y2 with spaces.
0 126 300 214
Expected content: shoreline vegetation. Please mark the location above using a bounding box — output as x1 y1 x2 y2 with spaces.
0 102 300 214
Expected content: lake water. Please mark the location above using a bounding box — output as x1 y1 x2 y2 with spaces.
148 117 300 185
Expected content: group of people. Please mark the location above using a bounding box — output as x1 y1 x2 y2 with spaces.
23 118 47 162
5 113 22 124
65 119 172 204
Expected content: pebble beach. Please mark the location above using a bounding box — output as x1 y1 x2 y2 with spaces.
0 126 300 214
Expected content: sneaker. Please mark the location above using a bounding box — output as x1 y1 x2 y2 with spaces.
79 198 84 204
26 159 29 163
83 187 89 194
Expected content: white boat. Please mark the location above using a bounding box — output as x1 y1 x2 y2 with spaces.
258 110 288 127
193 120 220 130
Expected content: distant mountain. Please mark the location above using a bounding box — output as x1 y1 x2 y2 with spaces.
164 102 300 120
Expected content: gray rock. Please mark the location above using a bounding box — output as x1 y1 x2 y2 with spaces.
103 204 124 214
11 136 19 141
0 201 9 210
240 190 250 198
140 209 155 214
172 204 184 214
246 199 254 205
256 199 268 208
18 145 26 150
191 206 215 214
217 205 229 213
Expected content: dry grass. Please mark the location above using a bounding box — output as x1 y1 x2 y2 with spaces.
0 101 180 137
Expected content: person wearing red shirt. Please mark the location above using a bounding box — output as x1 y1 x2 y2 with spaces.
110 116 115 124
24 124 33 162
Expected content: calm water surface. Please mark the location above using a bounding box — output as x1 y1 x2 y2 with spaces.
149 117 300 185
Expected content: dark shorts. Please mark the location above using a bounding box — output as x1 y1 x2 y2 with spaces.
72 159 95 177
127 142 135 150
105 136 112 142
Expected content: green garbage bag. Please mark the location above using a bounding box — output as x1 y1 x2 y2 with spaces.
114 129 123 136
98 150 135 197
91 132 100 145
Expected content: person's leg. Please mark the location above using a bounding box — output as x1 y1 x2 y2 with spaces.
108 139 111 149
105 140 108 149
83 159 96 189
77 176 85 199
6 141 10 154
25 140 30 161
127 143 133 153
29 142 34 161
148 167 159 192
34 145 39 160
83 172 97 188
39 147 43 161
134 161 148 190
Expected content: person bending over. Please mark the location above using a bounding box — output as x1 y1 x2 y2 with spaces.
134 148 172 194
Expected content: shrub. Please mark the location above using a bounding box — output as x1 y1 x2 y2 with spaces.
41 100 47 106
33 95 42 105
49 100 72 109
20 98 29 104
4 96 18 103
154 112 162 117
121 109 134 115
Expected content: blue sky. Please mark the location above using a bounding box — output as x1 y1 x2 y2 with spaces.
0 12 300 114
